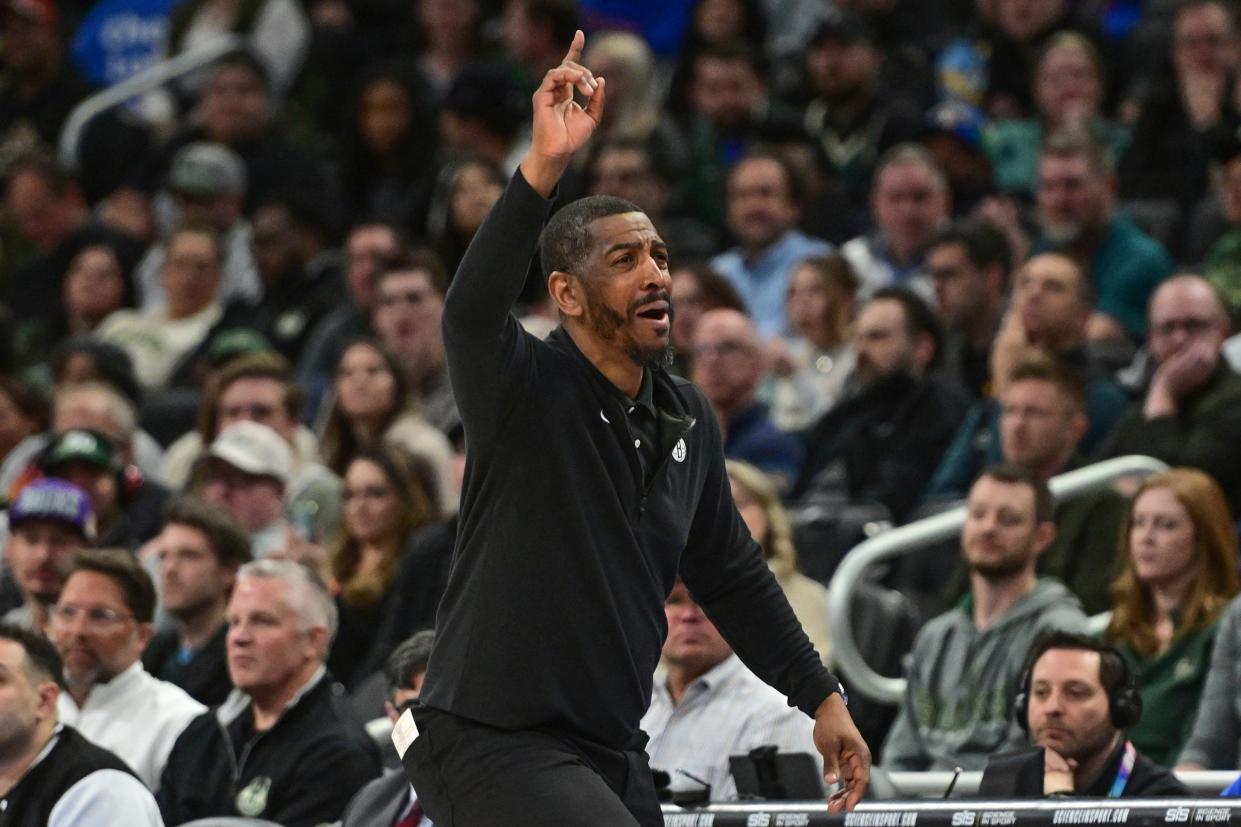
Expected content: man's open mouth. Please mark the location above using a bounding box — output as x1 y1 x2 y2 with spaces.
636 302 670 322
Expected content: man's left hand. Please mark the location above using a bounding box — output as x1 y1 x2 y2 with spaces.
814 692 871 812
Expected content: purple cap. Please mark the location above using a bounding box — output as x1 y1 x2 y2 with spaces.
9 478 96 542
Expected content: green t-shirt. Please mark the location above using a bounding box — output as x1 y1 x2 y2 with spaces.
1113 623 1219 767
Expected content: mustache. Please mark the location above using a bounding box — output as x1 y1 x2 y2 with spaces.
627 291 674 318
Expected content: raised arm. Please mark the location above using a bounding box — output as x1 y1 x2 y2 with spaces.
442 32 606 438
520 30 606 196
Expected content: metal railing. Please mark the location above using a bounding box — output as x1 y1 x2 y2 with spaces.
827 455 1169 705
58 34 244 172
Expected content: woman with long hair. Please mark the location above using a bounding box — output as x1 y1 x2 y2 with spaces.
767 254 859 430
726 459 831 664
62 243 136 338
427 156 506 279
319 339 455 510
1104 468 1240 766
339 63 439 230
327 443 438 686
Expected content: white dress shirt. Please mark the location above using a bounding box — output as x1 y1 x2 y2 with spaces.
641 655 822 800
58 661 205 791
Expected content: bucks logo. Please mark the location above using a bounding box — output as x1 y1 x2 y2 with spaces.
236 776 271 817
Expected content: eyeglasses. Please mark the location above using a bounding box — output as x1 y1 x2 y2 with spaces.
52 604 134 630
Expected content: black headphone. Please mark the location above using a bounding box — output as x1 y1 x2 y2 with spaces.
1013 639 1142 732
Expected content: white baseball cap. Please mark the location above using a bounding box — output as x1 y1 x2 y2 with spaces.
206 421 292 485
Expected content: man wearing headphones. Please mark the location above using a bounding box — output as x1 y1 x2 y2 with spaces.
38 428 169 550
981 631 1189 797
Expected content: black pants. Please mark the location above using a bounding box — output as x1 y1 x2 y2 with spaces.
403 705 664 827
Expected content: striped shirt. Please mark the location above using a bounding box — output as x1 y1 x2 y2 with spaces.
641 655 822 800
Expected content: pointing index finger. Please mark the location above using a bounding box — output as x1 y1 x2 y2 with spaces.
564 29 585 63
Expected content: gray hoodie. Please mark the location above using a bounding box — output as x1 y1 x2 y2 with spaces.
882 579 1089 771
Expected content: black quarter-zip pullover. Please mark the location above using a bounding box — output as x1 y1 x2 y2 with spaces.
421 170 840 750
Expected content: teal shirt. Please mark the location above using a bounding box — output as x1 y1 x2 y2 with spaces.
1114 622 1220 768
1035 214 1172 339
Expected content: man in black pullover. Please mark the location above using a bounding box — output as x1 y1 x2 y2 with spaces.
404 31 869 826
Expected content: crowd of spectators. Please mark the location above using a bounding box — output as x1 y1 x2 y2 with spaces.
9 0 1241 821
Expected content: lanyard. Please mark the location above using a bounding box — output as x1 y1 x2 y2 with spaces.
1107 740 1137 798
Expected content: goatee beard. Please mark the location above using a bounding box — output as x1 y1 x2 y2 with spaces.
636 344 675 370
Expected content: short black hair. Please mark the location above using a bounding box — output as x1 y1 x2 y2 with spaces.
975 463 1055 524
927 219 1012 282
164 496 252 570
539 195 643 279
384 630 436 696
1022 630 1130 700
869 286 944 370
68 549 157 624
0 622 64 688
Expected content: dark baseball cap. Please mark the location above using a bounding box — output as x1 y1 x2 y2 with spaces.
206 328 273 368
9 478 96 542
39 429 122 474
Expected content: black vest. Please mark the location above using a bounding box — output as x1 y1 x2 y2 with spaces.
0 726 140 826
